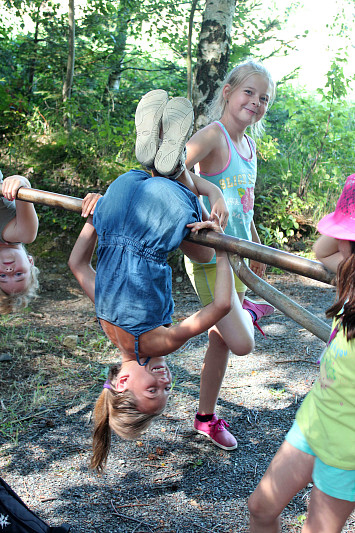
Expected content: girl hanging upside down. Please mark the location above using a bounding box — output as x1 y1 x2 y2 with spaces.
69 91 255 472
0 171 39 314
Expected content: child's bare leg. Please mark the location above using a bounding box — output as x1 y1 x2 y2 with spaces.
198 326 230 415
198 290 247 414
195 291 254 450
248 441 314 533
216 290 255 355
303 487 355 533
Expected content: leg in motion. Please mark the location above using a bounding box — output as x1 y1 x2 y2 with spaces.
248 441 314 533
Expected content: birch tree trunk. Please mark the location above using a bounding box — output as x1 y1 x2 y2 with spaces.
63 0 75 133
192 0 236 130
187 0 198 100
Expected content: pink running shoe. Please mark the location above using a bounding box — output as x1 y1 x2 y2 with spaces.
194 414 238 451
242 298 274 336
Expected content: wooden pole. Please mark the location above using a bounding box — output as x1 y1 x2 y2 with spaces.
1 184 334 285
1 184 333 342
229 255 331 343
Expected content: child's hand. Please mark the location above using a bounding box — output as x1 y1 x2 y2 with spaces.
210 197 229 230
250 259 266 278
1 175 31 201
81 193 102 217
187 212 223 234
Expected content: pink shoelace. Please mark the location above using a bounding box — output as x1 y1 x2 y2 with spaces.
253 320 266 337
209 418 229 432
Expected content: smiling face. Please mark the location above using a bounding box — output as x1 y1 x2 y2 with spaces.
222 74 271 128
0 244 34 294
116 357 172 414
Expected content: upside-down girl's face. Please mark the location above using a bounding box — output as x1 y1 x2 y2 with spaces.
117 356 172 414
0 244 33 294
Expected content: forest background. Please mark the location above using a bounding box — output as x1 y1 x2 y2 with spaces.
0 0 354 259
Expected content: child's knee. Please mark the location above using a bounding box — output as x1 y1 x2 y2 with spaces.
208 326 228 351
248 491 276 524
230 335 254 356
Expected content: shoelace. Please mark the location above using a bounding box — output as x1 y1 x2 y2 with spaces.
253 320 266 337
209 418 229 431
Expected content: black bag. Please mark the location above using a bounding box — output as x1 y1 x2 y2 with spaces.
0 477 71 533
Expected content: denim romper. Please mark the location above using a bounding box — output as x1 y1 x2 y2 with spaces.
93 169 202 360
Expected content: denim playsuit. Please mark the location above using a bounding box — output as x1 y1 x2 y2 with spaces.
93 169 202 360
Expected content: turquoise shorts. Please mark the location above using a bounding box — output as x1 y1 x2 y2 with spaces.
286 421 355 502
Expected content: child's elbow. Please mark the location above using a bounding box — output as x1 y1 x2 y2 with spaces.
68 255 79 276
21 227 39 244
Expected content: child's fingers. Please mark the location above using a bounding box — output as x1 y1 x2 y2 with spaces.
187 218 223 233
81 193 102 217
2 176 29 200
2 181 18 201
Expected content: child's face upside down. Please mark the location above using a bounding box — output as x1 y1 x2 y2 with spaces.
116 356 172 414
0 244 34 294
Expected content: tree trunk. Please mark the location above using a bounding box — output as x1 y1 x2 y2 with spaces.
63 0 75 132
187 0 198 100
27 4 41 97
192 0 236 130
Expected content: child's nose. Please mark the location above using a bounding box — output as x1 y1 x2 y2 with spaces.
5 265 14 272
158 375 171 384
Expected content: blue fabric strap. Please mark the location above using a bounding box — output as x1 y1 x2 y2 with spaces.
135 338 151 366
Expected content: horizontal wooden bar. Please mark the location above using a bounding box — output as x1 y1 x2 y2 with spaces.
1 185 334 285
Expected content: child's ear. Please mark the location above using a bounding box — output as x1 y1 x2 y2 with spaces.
223 84 232 101
116 375 129 392
27 255 34 266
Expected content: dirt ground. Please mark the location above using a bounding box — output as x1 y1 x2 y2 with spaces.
0 258 354 533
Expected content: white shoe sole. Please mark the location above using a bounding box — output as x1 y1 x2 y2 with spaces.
135 89 169 167
154 97 194 176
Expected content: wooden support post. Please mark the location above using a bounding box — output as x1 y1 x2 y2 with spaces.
229 254 331 343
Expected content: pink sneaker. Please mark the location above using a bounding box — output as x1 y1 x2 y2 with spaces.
242 298 274 336
194 414 238 451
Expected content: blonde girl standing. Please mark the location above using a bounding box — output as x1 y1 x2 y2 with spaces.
184 60 276 450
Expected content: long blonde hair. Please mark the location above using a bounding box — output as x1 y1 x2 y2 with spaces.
90 364 160 473
208 59 276 137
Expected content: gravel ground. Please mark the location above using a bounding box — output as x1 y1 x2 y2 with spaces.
0 263 354 533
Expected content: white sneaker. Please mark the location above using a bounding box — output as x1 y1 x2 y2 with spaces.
154 97 194 178
135 89 169 168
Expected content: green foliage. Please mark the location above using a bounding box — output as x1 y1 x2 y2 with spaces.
0 0 354 251
255 62 354 250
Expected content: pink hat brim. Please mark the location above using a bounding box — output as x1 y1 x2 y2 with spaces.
317 211 355 241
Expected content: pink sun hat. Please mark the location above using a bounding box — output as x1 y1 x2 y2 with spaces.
317 174 355 241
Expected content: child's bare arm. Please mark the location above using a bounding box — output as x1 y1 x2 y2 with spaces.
177 169 228 229
249 219 266 278
179 215 215 263
176 216 233 336
68 194 102 303
188 171 229 230
158 251 232 354
1 175 38 243
313 235 342 273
